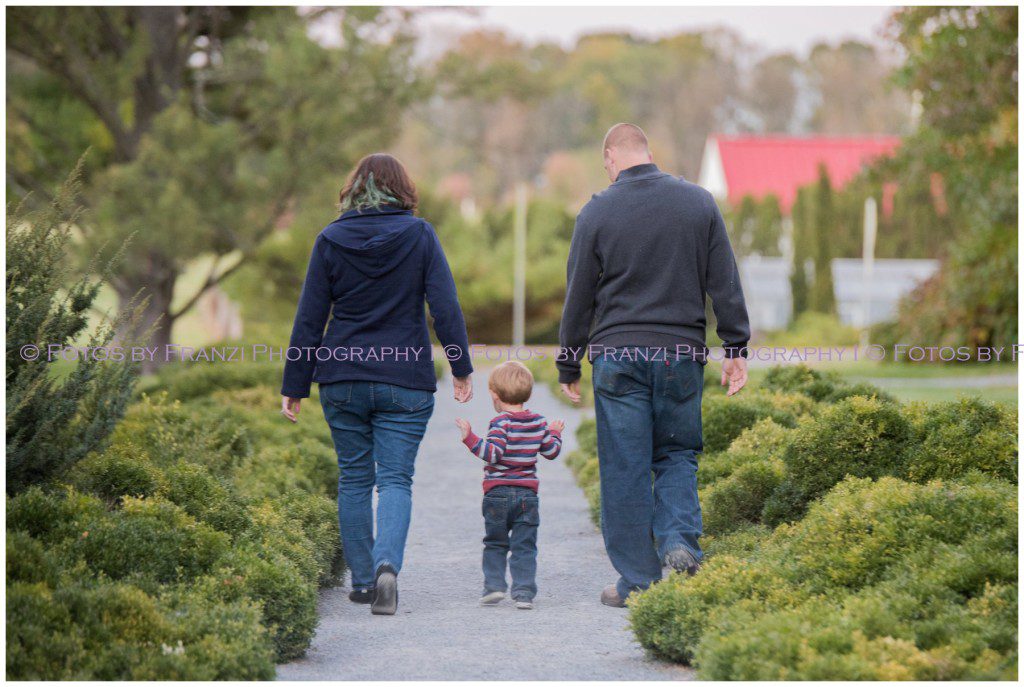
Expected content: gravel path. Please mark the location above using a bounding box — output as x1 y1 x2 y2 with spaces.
277 370 692 680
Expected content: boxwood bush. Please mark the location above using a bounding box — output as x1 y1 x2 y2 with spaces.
763 395 911 525
631 477 1017 679
7 362 345 678
701 390 811 453
902 397 1017 483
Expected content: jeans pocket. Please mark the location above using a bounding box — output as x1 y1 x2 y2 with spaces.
663 361 701 403
389 384 433 412
593 360 642 397
517 496 540 525
321 381 353 408
483 495 507 523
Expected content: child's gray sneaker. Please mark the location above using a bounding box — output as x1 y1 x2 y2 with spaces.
480 591 505 606
515 600 533 610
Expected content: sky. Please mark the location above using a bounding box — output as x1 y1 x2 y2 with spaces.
415 6 898 57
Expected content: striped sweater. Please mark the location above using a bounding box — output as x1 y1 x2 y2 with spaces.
462 410 562 493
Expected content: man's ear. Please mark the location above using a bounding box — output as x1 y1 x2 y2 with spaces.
647 150 654 163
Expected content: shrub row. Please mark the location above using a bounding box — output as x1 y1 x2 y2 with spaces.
561 364 1017 678
630 477 1017 679
7 362 343 679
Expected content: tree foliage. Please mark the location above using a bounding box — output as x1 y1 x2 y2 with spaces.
6 166 140 494
7 7 424 361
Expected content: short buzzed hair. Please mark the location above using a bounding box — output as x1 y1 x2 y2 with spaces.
603 123 649 153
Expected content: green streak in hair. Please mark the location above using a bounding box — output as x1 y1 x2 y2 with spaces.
340 172 400 211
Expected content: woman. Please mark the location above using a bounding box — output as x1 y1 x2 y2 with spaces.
280 153 473 616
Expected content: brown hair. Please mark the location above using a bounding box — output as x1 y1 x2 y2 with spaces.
338 153 418 212
488 361 534 405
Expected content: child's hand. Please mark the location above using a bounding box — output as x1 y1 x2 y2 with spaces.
549 419 565 433
455 418 471 440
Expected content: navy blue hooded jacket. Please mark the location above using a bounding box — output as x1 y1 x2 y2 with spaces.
281 206 473 398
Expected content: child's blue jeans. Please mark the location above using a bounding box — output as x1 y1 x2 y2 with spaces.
481 485 539 601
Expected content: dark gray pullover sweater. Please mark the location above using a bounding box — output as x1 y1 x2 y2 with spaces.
557 163 749 384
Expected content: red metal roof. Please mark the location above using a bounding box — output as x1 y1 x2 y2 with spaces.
712 135 900 213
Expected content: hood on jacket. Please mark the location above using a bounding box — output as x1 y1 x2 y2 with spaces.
320 207 427 278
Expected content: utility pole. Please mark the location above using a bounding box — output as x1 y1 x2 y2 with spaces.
860 196 878 347
512 182 528 347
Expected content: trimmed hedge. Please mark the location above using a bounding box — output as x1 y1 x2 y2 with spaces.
763 395 911 525
631 477 1018 679
6 361 344 678
560 363 1017 679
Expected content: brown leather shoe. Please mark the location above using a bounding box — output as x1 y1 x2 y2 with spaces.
601 584 626 608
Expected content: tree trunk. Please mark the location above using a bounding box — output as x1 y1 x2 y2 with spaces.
118 274 176 376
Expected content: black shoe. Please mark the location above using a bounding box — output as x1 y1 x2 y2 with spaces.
371 564 398 616
348 588 374 604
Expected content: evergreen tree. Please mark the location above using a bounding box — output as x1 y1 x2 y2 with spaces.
810 164 837 314
6 166 141 494
752 194 783 257
789 187 812 319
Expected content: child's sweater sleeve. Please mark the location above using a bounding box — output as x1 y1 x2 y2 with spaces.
539 424 562 460
463 418 508 465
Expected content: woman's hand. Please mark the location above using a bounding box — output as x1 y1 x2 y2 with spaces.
453 375 473 403
281 396 301 423
455 418 471 440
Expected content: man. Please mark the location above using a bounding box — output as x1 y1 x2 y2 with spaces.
557 123 750 607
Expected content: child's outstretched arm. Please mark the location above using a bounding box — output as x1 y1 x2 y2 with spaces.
539 419 564 460
457 417 508 464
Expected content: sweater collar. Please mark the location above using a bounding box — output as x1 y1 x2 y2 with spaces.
338 204 414 221
614 163 665 183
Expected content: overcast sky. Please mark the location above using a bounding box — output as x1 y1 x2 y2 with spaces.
415 6 898 57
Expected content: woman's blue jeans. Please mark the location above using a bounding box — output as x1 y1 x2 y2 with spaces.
591 349 704 601
319 381 434 591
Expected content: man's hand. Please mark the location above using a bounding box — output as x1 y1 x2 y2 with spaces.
281 396 301 423
453 375 473 403
549 419 565 433
721 357 748 397
455 418 471 440
560 380 581 404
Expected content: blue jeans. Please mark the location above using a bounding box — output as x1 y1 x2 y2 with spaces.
319 381 434 591
481 485 540 601
591 349 704 600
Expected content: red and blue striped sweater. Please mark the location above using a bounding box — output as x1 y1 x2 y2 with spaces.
462 410 562 493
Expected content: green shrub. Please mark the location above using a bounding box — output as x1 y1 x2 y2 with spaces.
6 580 275 680
144 361 280 403
632 476 1017 677
760 364 843 400
701 391 809 453
903 398 1017 483
232 438 337 500
702 418 793 487
7 530 64 587
72 496 230 587
111 395 252 479
630 553 801 664
196 546 318 661
766 396 910 524
272 489 345 586
67 443 165 504
575 418 598 456
159 461 250 536
702 460 784 535
7 486 106 544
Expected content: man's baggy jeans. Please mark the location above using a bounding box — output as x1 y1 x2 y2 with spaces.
319 381 434 591
591 349 704 600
